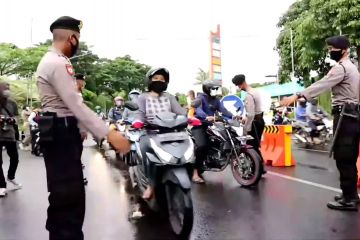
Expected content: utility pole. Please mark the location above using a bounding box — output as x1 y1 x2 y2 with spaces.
290 28 295 77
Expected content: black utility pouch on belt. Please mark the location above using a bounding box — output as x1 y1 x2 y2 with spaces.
38 112 56 142
343 103 359 119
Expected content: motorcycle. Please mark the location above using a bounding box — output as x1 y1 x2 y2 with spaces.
126 106 195 238
188 113 263 187
292 114 333 147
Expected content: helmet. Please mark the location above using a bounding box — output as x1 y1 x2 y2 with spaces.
310 98 318 105
128 89 141 102
145 68 170 85
202 80 222 96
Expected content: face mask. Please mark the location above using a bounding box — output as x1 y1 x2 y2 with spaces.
149 81 168 94
330 50 343 62
70 35 79 57
2 90 11 98
209 87 221 97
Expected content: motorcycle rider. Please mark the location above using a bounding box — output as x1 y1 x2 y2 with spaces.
108 96 125 123
296 101 307 122
191 80 233 183
122 90 141 123
133 67 186 199
95 106 106 120
306 98 322 144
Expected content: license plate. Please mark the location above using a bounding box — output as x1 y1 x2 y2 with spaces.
157 132 188 142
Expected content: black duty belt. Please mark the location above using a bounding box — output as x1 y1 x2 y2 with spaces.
55 117 77 127
331 104 359 118
41 112 78 127
254 112 264 121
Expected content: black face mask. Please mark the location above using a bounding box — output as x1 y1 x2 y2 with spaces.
70 35 79 57
149 81 168 94
330 50 343 62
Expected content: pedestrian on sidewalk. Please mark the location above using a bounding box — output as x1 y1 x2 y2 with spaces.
281 35 360 211
0 82 22 197
19 106 32 150
28 108 41 155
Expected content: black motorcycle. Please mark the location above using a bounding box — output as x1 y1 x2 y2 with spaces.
189 115 263 187
128 111 195 238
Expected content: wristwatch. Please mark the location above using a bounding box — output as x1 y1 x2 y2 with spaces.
296 92 306 100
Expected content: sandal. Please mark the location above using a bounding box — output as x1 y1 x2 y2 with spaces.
192 176 205 184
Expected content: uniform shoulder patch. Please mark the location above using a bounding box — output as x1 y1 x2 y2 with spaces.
66 64 75 76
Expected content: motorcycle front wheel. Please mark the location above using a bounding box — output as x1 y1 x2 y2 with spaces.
165 182 193 239
231 148 263 187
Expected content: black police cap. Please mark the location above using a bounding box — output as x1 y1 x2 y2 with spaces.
50 16 83 33
74 73 86 81
326 35 350 49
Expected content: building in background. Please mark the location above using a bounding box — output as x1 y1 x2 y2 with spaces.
209 24 222 85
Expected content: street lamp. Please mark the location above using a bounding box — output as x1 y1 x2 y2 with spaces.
265 74 278 83
69 52 92 60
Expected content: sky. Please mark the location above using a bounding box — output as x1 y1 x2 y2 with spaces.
0 0 295 94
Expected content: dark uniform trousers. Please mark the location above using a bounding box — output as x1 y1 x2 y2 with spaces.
333 113 360 200
41 118 85 240
248 113 265 158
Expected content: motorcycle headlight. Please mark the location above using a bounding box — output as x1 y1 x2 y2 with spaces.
232 126 244 137
150 139 175 163
184 138 195 162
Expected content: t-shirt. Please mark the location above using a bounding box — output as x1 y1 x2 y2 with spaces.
0 99 19 142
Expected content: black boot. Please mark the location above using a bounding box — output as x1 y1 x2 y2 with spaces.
334 194 360 204
327 199 358 211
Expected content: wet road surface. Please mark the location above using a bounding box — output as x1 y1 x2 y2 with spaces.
1 140 360 240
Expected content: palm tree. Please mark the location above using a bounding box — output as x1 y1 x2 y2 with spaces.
195 68 209 85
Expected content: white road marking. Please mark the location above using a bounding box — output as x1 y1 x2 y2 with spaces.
267 170 343 193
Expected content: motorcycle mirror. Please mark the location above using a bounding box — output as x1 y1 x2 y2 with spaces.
124 101 139 111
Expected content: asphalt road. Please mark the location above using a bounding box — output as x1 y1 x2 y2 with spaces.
0 140 359 240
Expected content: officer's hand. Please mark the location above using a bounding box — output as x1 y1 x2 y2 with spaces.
80 132 87 140
107 130 131 154
280 95 298 107
241 116 247 124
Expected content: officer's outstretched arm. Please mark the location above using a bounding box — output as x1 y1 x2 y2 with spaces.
50 61 109 139
302 64 345 100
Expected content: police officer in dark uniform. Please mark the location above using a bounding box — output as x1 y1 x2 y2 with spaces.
281 36 360 211
36 16 130 239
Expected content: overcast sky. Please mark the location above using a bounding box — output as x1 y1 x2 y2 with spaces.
0 0 295 94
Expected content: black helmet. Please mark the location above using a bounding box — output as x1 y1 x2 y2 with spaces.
202 80 221 96
145 68 170 85
310 98 318 105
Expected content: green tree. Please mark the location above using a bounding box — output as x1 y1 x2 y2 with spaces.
277 0 360 86
18 45 48 78
195 68 209 85
0 43 24 76
0 40 152 112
